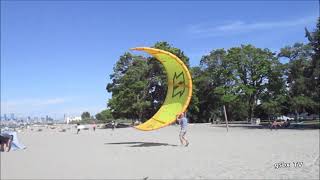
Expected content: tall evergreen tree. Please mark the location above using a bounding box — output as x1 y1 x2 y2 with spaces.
279 43 316 118
305 17 320 114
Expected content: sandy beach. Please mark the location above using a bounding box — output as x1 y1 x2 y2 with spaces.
1 124 319 179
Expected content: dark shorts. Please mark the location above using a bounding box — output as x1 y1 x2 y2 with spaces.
179 129 187 137
0 135 11 144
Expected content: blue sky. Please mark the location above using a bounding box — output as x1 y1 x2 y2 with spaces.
1 1 318 119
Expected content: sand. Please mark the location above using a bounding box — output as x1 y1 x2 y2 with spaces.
1 124 319 179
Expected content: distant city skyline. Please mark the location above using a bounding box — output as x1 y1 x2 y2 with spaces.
1 113 55 120
0 112 78 121
1 1 318 118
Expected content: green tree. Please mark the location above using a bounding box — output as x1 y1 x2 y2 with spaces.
191 52 220 122
279 43 316 118
107 53 149 121
81 112 91 120
305 17 320 114
211 49 238 123
187 67 201 122
257 60 288 121
199 49 239 122
95 109 113 121
227 45 278 122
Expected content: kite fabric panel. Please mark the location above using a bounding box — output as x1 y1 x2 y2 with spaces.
131 47 192 131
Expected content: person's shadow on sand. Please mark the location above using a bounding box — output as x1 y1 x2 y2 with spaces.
105 142 178 147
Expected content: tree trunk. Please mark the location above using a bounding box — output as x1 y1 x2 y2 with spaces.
138 111 142 122
295 109 299 122
248 101 253 122
248 94 256 123
223 105 229 132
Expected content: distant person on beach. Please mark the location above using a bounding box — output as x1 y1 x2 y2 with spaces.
176 112 189 147
0 131 25 152
270 120 289 130
111 121 116 130
76 123 81 134
93 122 96 132
0 135 13 152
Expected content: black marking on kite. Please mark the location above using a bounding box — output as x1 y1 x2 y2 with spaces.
172 71 186 98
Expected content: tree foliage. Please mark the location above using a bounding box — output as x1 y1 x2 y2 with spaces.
305 17 320 113
107 53 150 121
95 109 113 122
104 19 319 123
279 43 318 118
81 112 91 120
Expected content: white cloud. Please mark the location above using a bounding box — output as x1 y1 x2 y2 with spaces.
187 16 317 37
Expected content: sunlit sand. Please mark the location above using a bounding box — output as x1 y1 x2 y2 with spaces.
1 124 319 179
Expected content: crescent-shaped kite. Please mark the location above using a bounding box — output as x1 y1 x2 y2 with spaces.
130 47 193 131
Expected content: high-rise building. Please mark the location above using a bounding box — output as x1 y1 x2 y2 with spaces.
10 113 15 120
34 116 39 123
4 114 7 121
